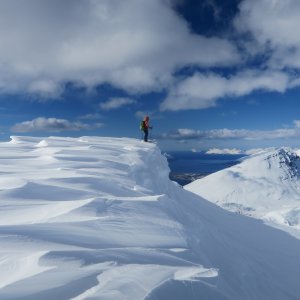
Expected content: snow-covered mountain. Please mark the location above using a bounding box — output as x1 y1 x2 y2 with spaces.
186 147 300 236
1 137 300 299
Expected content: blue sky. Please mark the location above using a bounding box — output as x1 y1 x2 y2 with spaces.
1 0 300 151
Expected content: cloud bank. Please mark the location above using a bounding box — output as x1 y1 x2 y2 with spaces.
160 70 289 111
235 0 300 70
11 117 102 133
206 148 243 155
0 0 238 98
1 0 300 114
205 147 276 155
160 0 300 111
160 122 300 141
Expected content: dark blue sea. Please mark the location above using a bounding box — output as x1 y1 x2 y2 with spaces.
166 151 245 186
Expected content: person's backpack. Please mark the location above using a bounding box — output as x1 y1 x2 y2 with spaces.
140 120 145 131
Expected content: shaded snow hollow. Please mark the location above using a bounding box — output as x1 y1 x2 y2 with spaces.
1 137 300 299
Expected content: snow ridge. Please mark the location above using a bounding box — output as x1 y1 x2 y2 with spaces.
1 139 300 299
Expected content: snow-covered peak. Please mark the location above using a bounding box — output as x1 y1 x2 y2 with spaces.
186 147 300 234
1 138 300 299
236 147 300 182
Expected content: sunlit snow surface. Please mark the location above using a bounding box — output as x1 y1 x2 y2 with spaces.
1 137 300 299
186 147 300 238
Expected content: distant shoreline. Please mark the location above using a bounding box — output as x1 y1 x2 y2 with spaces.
169 172 206 186
167 152 245 186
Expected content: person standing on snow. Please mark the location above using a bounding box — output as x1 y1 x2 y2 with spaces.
140 115 152 142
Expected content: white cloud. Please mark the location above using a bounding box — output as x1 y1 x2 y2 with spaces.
11 117 103 133
100 97 136 111
160 70 289 111
206 147 276 155
235 0 300 70
159 0 300 112
206 148 243 155
28 79 64 99
0 0 239 98
160 125 300 141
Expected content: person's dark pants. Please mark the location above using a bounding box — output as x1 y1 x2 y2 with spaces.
143 129 148 142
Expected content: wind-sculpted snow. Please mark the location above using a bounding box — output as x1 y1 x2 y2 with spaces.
1 138 300 299
186 147 300 237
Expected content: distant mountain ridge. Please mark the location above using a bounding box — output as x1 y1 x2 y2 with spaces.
185 147 300 236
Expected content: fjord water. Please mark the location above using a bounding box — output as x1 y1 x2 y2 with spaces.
167 151 245 185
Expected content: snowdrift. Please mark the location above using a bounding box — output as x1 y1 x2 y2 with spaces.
186 147 300 237
1 137 300 299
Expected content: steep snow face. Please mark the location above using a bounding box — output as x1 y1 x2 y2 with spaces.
186 147 300 234
1 138 300 299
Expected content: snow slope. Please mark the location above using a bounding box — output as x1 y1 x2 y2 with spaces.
186 147 300 236
1 138 300 299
